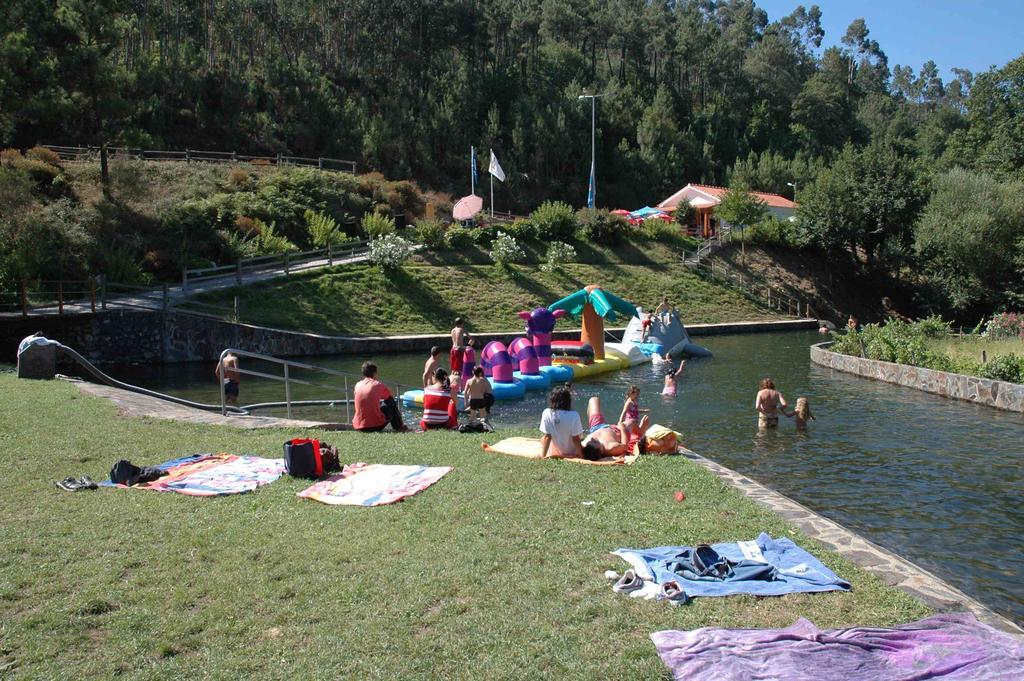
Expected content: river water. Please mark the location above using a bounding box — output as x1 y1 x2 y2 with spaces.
99 330 1023 624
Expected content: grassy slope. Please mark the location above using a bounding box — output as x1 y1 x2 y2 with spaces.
0 370 928 679
199 239 783 335
927 336 1024 366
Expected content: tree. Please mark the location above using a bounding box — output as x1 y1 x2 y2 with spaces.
914 168 1024 316
716 183 768 261
796 143 925 272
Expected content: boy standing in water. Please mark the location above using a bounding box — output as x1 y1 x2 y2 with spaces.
215 352 240 404
423 346 442 388
450 318 467 373
464 366 494 421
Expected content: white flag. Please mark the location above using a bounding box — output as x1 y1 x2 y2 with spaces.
489 149 505 182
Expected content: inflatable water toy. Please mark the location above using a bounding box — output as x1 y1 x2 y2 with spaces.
400 283 711 406
622 308 712 358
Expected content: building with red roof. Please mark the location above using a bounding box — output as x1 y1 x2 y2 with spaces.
656 183 797 238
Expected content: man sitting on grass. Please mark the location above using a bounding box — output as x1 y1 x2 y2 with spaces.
353 362 407 432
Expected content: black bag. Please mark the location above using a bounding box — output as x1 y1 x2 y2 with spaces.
283 439 341 478
458 419 494 434
110 459 166 486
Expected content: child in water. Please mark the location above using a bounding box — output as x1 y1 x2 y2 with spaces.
788 397 815 431
619 385 649 439
662 359 686 396
464 366 494 421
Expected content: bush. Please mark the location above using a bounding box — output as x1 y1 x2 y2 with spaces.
503 218 537 242
227 168 252 188
575 208 627 244
743 217 797 248
978 354 1024 383
443 226 475 250
0 149 22 167
369 233 414 270
413 218 447 249
831 318 957 371
530 201 577 241
489 231 525 267
986 312 1024 339
305 210 351 247
361 211 396 239
541 241 576 273
673 203 695 226
640 219 688 245
26 146 62 168
251 220 298 254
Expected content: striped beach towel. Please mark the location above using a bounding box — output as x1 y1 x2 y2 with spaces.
103 454 285 496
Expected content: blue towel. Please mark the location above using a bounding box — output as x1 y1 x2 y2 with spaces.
612 532 850 598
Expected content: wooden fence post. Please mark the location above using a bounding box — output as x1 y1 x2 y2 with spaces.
89 278 96 313
328 242 333 267
236 259 242 285
185 148 191 162
20 281 27 317
58 282 63 315
233 295 240 322
100 275 107 310
766 287 772 309
182 266 188 293
318 157 323 170
162 284 169 311
284 252 290 275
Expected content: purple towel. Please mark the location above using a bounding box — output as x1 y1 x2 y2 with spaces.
651 613 1024 681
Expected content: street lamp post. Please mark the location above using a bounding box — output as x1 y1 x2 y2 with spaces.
578 92 608 208
786 181 797 200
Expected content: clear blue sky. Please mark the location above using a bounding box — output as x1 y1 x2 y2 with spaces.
756 0 1024 76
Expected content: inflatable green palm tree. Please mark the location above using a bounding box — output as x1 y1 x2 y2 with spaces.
548 285 638 360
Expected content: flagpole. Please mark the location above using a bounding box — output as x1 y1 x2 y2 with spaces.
471 146 475 195
490 172 494 216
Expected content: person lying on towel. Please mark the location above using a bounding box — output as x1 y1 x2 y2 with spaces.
582 396 681 459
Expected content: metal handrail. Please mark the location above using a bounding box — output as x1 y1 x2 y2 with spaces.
217 348 420 421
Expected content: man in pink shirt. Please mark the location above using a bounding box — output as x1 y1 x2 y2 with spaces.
353 362 407 432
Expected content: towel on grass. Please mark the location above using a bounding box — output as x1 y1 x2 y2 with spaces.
613 532 849 599
297 462 451 506
651 613 1024 681
481 437 638 466
103 454 285 496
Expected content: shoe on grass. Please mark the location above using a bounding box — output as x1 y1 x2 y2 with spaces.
56 477 82 492
612 569 644 593
79 476 98 490
660 580 687 604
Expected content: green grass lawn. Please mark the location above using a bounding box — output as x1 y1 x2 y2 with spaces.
927 336 1024 367
0 370 929 678
198 247 782 336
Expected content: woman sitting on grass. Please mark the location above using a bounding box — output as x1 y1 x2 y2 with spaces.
539 386 584 458
420 368 458 430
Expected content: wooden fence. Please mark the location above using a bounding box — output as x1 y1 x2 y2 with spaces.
41 144 358 174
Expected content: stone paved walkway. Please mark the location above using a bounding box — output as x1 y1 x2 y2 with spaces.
682 449 1022 636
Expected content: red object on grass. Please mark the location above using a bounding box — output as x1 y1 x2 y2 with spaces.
674 490 686 502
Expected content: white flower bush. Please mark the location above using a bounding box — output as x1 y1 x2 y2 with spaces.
369 233 414 270
541 240 576 273
489 231 525 267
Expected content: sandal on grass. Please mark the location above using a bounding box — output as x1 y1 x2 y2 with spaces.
660 580 687 605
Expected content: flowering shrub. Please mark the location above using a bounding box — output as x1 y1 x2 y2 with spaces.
489 231 525 267
541 241 576 273
369 233 414 270
986 312 1024 339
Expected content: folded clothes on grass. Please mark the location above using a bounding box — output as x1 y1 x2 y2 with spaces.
612 532 850 600
297 462 452 506
481 437 638 466
102 454 285 496
651 612 1024 681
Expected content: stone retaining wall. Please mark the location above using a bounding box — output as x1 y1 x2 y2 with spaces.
1 309 817 365
811 342 1024 413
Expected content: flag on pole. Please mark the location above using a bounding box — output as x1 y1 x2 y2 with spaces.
489 149 505 182
587 160 596 208
471 146 478 194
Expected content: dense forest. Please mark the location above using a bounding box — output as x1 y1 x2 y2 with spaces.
1 1 1023 320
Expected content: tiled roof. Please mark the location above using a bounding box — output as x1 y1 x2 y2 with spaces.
658 183 797 210
688 184 797 209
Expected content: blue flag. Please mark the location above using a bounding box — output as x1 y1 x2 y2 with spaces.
587 160 596 208
471 146 478 194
